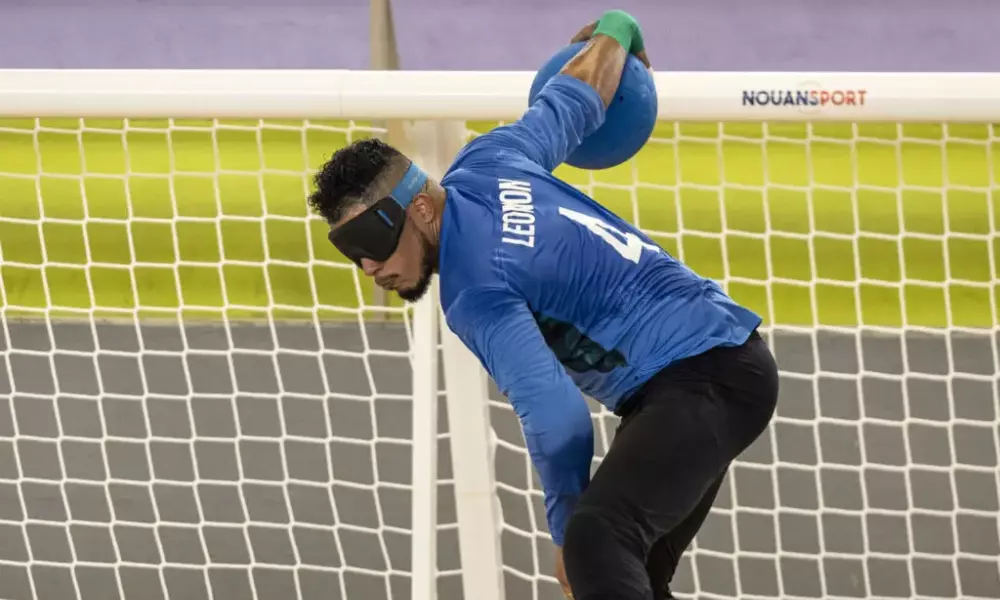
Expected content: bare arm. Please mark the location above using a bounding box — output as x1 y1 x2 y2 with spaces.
561 21 651 108
448 12 649 172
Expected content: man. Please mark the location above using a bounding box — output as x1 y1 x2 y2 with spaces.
309 10 779 600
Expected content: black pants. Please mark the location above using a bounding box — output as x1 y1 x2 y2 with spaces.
562 330 779 600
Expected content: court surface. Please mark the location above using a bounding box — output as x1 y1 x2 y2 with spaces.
0 320 998 600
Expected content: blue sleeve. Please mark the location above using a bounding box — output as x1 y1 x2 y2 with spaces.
469 74 606 172
445 286 594 546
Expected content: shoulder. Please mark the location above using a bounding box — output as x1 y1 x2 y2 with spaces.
438 187 506 311
444 126 535 176
446 134 498 171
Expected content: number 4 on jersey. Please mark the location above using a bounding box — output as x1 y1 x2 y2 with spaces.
558 206 661 264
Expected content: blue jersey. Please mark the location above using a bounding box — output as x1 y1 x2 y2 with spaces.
436 74 761 545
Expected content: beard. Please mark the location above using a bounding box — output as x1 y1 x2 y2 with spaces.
396 229 437 304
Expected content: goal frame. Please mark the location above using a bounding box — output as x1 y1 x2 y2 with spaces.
3 68 1000 600
5 69 1000 123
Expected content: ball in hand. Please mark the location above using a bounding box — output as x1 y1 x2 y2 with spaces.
529 41 658 170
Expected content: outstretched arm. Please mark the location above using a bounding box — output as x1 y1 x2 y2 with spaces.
445 286 594 547
463 11 648 172
562 14 650 108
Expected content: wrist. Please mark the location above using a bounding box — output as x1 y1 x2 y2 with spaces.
592 9 644 54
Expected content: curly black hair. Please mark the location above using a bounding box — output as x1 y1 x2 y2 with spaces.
308 137 407 224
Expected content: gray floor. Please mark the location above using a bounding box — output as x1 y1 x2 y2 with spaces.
0 319 997 600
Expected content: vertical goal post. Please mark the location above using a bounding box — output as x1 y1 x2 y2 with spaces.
2 68 1000 600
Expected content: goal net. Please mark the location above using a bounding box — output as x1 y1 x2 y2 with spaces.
0 69 998 600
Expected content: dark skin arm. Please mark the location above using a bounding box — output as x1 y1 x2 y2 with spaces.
560 21 651 108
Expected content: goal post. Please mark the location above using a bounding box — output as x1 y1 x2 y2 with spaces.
1 68 999 600
6 69 1000 121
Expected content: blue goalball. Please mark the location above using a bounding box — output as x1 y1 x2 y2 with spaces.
528 41 658 170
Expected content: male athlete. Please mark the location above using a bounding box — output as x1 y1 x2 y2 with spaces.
309 10 779 600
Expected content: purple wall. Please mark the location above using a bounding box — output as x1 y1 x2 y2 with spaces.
1 0 999 71
0 0 371 69
392 0 1000 72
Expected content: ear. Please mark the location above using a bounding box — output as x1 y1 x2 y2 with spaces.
410 193 437 224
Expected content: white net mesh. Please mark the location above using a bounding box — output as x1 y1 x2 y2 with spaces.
0 115 998 600
0 116 464 600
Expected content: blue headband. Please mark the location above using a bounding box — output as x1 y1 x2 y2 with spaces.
390 162 428 209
